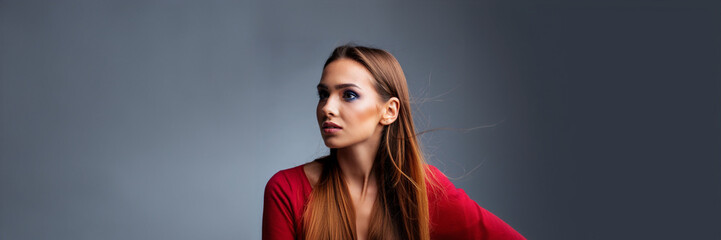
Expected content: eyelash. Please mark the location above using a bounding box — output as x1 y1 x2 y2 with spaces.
317 90 359 101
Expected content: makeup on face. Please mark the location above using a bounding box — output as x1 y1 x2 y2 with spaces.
317 84 361 102
316 59 385 149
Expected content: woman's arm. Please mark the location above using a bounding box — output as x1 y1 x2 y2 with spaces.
427 165 526 240
262 172 297 240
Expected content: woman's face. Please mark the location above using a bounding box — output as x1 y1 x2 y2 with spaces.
316 58 386 149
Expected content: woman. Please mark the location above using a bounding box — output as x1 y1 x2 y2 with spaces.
263 45 525 240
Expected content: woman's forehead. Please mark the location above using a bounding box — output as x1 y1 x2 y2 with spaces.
319 59 375 89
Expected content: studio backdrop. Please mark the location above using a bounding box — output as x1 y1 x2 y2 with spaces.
1 1 719 239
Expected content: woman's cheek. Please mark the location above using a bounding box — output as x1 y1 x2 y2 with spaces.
356 101 381 128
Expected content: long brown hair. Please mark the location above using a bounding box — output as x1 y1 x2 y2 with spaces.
303 45 442 240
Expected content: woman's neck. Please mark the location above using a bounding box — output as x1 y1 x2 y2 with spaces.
335 136 381 201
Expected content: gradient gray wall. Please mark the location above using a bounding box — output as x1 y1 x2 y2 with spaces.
1 1 719 239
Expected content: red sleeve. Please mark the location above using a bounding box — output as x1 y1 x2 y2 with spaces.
262 171 296 240
427 165 526 240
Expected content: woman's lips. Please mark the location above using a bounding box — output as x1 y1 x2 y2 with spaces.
322 128 341 134
322 121 342 134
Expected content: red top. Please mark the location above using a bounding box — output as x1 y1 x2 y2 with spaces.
262 164 526 240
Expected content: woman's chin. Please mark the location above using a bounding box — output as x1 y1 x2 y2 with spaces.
322 140 345 149
323 142 340 149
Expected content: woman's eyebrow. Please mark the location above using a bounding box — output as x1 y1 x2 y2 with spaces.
316 83 362 90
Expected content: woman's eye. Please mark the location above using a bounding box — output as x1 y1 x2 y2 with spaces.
317 90 329 100
343 90 358 101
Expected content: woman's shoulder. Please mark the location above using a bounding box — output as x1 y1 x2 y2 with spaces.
265 163 312 197
262 163 316 239
424 164 454 190
424 163 527 239
424 164 468 201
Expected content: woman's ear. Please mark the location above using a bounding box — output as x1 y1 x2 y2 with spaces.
381 97 400 125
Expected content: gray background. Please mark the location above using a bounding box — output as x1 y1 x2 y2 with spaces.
1 0 719 239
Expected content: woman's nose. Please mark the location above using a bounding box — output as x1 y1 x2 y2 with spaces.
320 96 339 117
